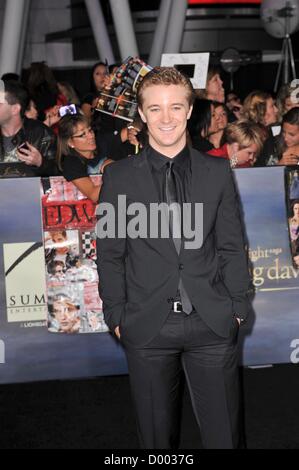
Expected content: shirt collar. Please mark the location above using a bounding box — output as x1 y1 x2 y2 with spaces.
147 144 190 171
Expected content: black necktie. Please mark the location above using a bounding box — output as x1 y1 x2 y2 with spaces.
165 161 193 314
165 161 181 253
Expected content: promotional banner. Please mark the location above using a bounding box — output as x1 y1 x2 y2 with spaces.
42 176 107 335
0 168 298 384
286 168 299 269
0 178 127 384
3 242 47 324
235 167 299 365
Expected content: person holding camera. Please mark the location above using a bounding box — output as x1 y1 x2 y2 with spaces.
0 80 57 178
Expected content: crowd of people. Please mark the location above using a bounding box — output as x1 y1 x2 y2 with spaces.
1 61 299 186
1 60 299 251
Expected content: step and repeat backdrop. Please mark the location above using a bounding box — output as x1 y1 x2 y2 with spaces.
0 167 298 384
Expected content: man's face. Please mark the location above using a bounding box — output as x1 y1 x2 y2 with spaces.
0 92 14 126
138 84 192 157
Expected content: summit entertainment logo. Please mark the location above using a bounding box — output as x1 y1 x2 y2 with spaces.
3 242 47 323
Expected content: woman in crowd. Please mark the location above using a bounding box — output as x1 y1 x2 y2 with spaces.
208 120 265 168
242 90 278 128
81 62 109 119
197 66 225 103
26 62 67 126
57 114 112 202
208 102 229 149
188 99 219 152
277 107 299 166
25 98 39 120
276 82 299 118
242 90 279 166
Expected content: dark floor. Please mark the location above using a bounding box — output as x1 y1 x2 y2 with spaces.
0 363 299 449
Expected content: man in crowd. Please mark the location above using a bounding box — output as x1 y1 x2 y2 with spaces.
0 80 57 178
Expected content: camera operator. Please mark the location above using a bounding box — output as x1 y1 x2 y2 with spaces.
0 80 57 178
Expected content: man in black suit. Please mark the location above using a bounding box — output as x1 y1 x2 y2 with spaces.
97 68 251 449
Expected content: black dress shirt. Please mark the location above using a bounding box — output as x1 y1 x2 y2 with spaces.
147 144 193 306
147 144 192 205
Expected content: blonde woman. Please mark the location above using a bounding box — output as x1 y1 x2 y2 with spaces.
242 90 278 127
208 120 265 168
242 91 279 166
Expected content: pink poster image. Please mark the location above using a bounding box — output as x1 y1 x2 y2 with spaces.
41 175 107 334
42 196 107 333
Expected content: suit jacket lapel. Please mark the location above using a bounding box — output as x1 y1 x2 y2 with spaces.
132 147 160 205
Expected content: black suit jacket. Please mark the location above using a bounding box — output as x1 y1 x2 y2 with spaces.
97 146 251 347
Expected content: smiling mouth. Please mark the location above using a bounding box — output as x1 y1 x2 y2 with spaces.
159 127 176 132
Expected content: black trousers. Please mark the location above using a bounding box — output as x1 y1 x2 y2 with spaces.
122 310 240 449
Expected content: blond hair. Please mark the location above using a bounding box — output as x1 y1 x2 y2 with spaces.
225 120 265 153
242 90 272 125
137 67 195 108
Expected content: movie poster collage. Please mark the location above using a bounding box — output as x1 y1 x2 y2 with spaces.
42 177 109 335
95 56 152 122
287 169 299 269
